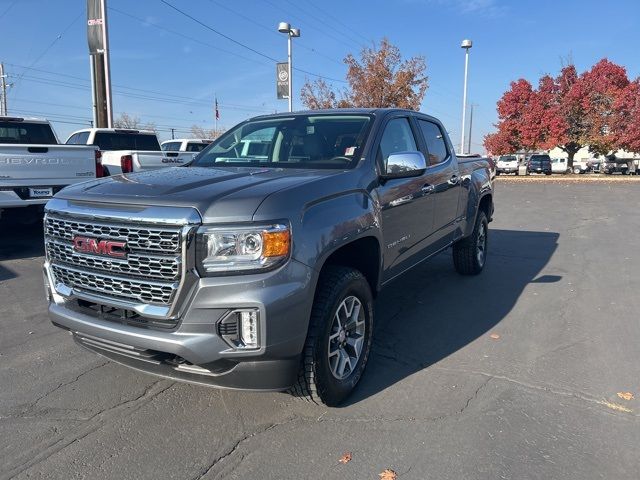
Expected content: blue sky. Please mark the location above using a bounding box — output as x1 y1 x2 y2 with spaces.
1 0 639 149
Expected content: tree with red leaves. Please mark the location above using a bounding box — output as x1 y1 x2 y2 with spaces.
611 79 640 153
301 38 428 111
484 59 638 167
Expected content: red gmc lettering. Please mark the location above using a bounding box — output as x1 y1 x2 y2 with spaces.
72 236 127 258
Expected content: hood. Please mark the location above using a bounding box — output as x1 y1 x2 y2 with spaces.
56 166 342 222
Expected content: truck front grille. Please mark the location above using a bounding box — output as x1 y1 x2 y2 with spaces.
45 216 180 252
51 264 177 305
45 214 185 311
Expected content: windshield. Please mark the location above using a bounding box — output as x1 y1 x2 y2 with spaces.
92 132 160 151
191 114 372 169
529 155 550 162
161 141 181 151
0 121 57 145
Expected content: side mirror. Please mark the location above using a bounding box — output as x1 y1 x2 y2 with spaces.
382 151 427 179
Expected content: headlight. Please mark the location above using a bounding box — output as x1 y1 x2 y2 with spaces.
197 223 291 274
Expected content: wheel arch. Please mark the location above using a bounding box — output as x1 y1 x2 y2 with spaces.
315 235 382 297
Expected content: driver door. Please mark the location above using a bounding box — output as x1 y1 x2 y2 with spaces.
376 116 438 282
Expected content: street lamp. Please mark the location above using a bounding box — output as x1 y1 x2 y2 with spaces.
460 39 472 154
278 22 300 112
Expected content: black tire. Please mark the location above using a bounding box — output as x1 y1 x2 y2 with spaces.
453 210 488 275
289 266 373 406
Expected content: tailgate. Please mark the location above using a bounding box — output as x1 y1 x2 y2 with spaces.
135 151 193 170
0 145 96 184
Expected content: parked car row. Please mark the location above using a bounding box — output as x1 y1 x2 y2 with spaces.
496 152 640 176
495 154 552 175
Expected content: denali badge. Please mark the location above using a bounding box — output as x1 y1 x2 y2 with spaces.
73 236 127 258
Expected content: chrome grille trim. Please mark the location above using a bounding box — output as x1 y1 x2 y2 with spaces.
45 239 180 281
45 215 180 253
43 200 201 322
52 264 178 305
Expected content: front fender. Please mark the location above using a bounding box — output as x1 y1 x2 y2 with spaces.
295 190 382 271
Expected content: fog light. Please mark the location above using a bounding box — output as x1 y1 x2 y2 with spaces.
240 310 259 348
217 309 260 349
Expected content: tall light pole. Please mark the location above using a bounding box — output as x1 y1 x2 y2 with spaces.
467 103 476 154
460 39 472 154
0 63 8 116
278 22 300 112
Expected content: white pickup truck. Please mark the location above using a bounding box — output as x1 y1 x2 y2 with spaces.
0 117 98 218
67 128 194 175
161 138 212 153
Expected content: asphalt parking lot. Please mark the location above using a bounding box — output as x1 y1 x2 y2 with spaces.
1 181 639 480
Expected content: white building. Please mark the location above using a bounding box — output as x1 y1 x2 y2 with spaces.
547 146 637 161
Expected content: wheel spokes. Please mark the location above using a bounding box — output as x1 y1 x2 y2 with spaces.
327 295 366 380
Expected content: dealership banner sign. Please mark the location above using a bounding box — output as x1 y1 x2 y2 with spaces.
277 63 289 99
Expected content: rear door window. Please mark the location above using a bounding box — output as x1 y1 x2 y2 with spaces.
417 119 448 165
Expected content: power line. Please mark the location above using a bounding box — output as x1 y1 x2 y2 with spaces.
9 73 272 113
280 0 367 50
11 12 83 94
0 0 19 21
206 0 344 67
301 0 373 46
108 6 266 67
158 0 347 84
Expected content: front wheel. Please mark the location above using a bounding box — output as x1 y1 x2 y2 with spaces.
453 211 488 275
290 266 373 406
573 167 581 174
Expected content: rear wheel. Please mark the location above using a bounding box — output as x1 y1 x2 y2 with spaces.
290 266 373 406
453 211 488 275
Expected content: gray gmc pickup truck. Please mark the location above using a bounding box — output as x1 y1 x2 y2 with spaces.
43 109 494 406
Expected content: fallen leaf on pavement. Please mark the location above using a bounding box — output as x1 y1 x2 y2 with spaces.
489 333 500 339
379 469 397 480
617 392 634 401
600 400 633 413
338 452 352 464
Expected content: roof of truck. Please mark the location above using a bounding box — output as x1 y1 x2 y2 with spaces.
161 138 213 144
70 128 157 134
0 116 50 124
248 108 426 120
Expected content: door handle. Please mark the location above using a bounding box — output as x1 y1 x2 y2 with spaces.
421 184 435 194
448 175 460 185
389 195 413 207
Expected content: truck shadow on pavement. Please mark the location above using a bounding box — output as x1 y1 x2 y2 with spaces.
344 228 560 406
0 217 44 261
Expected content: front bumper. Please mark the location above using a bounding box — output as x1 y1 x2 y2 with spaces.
496 167 517 173
45 258 315 391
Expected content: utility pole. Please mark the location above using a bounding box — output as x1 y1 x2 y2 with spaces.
0 63 8 116
170 128 175 139
87 0 113 128
467 103 476 154
101 0 113 127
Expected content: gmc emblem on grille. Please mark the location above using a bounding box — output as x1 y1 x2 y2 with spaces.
72 236 127 258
